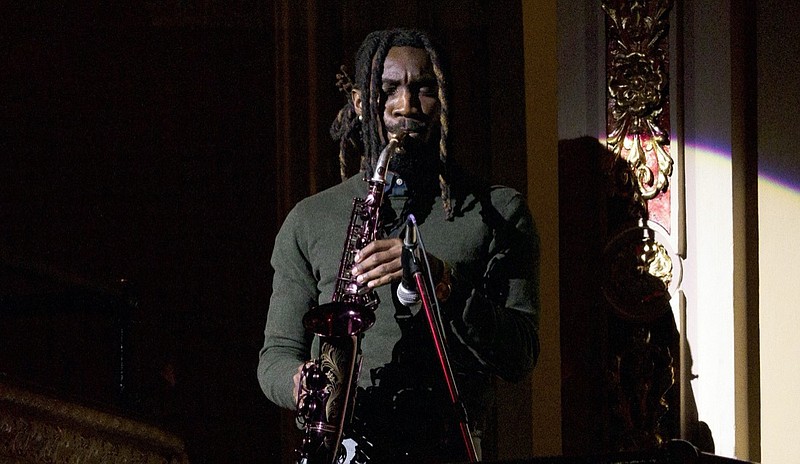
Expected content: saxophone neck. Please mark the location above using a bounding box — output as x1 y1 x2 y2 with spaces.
371 131 406 183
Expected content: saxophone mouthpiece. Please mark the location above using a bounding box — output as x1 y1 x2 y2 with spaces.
389 129 407 143
386 130 407 157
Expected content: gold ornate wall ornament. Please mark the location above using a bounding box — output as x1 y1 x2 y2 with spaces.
603 0 674 207
601 223 680 323
600 2 681 452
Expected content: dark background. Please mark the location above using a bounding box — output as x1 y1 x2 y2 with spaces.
1 1 527 462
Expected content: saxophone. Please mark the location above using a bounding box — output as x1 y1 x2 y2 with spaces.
295 132 405 464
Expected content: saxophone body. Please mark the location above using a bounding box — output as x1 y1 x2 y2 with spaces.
296 134 404 464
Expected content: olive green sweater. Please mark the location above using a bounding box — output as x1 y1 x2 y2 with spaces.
258 173 540 425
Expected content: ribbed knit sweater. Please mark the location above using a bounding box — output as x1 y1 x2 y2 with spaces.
258 172 540 457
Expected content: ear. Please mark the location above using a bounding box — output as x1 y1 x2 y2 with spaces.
351 89 363 116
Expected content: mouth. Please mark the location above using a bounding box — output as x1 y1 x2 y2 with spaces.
388 120 427 137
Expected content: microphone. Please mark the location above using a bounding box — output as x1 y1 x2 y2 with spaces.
396 215 421 306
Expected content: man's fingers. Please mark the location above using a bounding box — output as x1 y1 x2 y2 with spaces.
293 362 308 405
350 238 403 289
363 268 403 288
352 239 401 273
354 238 400 264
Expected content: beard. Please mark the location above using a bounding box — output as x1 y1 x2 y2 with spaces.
383 122 440 188
386 130 440 191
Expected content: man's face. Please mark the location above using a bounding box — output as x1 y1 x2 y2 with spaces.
353 46 441 175
379 46 440 145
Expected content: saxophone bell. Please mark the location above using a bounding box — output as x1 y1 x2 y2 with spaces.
303 301 376 338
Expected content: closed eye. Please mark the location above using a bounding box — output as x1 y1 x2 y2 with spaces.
418 86 438 97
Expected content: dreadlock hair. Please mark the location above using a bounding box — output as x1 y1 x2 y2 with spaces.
329 28 454 220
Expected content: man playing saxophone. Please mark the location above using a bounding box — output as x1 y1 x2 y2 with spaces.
258 28 540 463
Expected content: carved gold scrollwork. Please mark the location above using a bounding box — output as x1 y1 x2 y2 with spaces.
602 223 674 323
603 0 673 200
601 2 680 451
608 327 674 450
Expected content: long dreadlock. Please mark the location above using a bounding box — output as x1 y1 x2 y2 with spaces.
330 28 454 220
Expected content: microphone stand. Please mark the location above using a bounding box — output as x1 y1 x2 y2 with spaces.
411 260 478 462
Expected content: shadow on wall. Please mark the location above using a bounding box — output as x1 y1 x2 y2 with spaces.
557 136 714 456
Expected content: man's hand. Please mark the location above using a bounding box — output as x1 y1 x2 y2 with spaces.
351 238 403 289
352 237 448 295
292 362 306 406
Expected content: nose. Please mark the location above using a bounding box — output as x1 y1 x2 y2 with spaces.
392 87 418 118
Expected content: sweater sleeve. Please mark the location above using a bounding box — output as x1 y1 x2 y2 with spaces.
257 205 317 410
448 191 541 382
